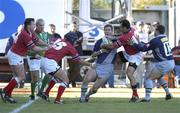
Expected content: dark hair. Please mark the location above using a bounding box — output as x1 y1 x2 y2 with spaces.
152 21 160 26
145 23 151 26
156 25 165 34
24 18 35 28
73 21 77 25
49 24 55 27
104 24 113 30
119 19 130 29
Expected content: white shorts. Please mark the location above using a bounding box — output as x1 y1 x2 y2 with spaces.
122 51 143 66
41 57 60 74
27 57 41 71
7 50 24 65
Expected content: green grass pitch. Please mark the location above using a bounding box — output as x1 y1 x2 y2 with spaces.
0 95 180 113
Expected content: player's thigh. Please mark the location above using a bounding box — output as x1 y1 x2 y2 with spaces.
126 64 136 77
54 68 69 83
30 71 39 82
83 68 96 83
157 60 175 75
10 64 25 80
148 70 161 80
148 67 161 80
148 60 175 80
144 61 155 79
92 77 108 90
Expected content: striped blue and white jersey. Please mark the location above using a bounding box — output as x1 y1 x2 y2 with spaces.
93 38 116 64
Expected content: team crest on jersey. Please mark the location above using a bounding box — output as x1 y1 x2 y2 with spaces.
53 39 67 50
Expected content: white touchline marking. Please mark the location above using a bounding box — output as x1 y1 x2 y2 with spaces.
9 97 39 113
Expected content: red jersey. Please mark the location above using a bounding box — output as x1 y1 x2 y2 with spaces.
114 28 139 55
11 28 38 56
44 38 80 63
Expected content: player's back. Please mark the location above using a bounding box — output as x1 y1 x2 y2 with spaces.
119 28 139 55
150 34 173 62
44 38 78 63
11 29 37 56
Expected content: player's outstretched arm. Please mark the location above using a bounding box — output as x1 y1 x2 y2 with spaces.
132 42 150 52
32 45 50 52
101 44 113 50
91 49 108 57
84 49 109 62
36 38 49 46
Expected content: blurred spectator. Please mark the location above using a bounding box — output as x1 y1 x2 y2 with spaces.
48 24 61 44
152 21 160 28
172 39 180 84
144 23 152 35
5 25 23 55
64 22 83 55
5 33 17 55
151 21 160 38
64 22 83 87
47 24 62 67
144 23 153 41
133 20 148 88
135 21 148 43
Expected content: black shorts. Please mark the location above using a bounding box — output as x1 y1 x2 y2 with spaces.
118 51 128 63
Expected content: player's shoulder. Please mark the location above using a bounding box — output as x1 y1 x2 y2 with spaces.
119 29 134 42
19 29 28 36
149 37 158 44
96 38 103 44
41 31 48 37
76 31 83 35
152 34 166 42
94 39 103 50
18 29 32 41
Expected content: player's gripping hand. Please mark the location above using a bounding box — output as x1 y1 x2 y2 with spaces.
84 56 96 62
91 49 108 57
